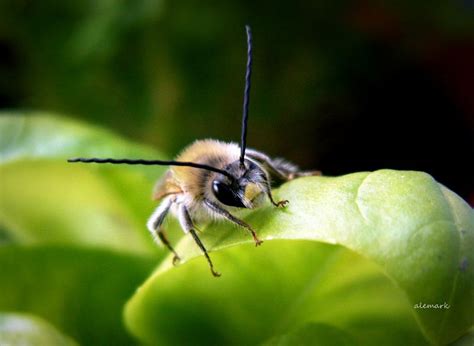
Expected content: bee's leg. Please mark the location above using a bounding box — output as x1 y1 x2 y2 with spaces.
246 156 288 208
203 199 263 246
178 204 221 277
147 196 181 264
260 173 288 208
246 149 321 181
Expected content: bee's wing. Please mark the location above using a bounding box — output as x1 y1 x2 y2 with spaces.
246 149 299 180
246 149 321 182
152 170 182 201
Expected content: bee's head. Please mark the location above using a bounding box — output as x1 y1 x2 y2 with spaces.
212 159 265 209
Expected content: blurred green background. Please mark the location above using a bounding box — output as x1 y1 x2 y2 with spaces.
1 0 473 202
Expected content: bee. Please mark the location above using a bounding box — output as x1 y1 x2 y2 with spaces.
68 26 320 277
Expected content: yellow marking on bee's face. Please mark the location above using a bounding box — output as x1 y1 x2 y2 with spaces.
244 183 261 202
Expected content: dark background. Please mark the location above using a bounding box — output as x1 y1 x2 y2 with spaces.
1 0 473 204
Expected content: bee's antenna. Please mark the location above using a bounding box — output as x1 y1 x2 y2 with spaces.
239 24 253 168
67 158 235 180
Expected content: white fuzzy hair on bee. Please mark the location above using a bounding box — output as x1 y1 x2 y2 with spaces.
68 25 320 277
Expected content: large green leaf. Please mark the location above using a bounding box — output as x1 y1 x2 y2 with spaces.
0 312 77 346
125 170 473 345
263 322 357 346
0 245 154 345
450 328 474 346
0 113 165 254
125 242 428 345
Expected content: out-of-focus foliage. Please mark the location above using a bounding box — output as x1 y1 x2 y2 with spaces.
0 247 154 345
0 2 473 199
1 114 472 344
0 313 77 346
0 114 162 344
0 113 163 252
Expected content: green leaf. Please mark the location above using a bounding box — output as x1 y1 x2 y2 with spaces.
124 170 473 345
0 245 154 345
449 328 474 346
263 322 356 346
124 242 428 345
0 312 77 346
0 113 165 254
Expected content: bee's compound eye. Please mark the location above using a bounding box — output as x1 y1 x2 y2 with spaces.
212 180 246 208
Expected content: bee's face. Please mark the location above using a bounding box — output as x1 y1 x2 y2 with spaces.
212 159 265 208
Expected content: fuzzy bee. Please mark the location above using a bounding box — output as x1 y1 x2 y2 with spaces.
68 26 320 277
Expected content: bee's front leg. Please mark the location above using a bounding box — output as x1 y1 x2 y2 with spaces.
147 196 181 265
178 204 221 277
203 199 263 246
